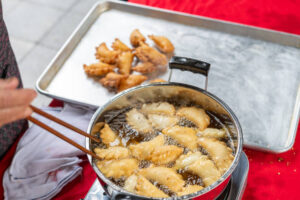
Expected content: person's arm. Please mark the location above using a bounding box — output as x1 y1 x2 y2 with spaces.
0 77 36 127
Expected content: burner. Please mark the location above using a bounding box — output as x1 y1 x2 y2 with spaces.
84 152 249 200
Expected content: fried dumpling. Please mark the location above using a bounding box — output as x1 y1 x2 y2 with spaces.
174 151 203 170
95 42 118 64
141 102 176 116
198 137 234 174
139 167 185 192
117 51 134 75
177 107 210 131
94 146 129 160
97 158 138 178
129 135 164 160
148 114 178 130
149 145 183 165
132 62 156 74
112 38 131 52
124 174 138 193
177 185 204 196
83 62 114 76
118 74 147 92
99 72 128 91
148 35 174 53
162 126 198 150
197 128 226 139
100 124 120 146
136 175 169 198
126 108 152 133
135 42 167 66
130 29 146 47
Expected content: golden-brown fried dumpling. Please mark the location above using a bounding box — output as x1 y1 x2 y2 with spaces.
149 79 166 83
139 167 185 192
135 42 167 66
83 62 114 76
148 114 178 130
149 145 183 165
117 51 134 75
95 42 119 64
124 174 138 193
94 147 129 160
198 137 234 174
174 151 203 170
100 124 120 146
112 38 131 52
97 158 138 179
118 74 147 92
99 72 128 91
132 62 156 74
177 185 204 196
162 126 198 150
136 175 169 198
177 107 210 131
129 135 164 160
197 128 226 139
148 35 174 53
141 102 176 116
130 29 146 47
126 108 152 133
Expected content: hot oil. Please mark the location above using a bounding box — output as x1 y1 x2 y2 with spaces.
179 170 204 186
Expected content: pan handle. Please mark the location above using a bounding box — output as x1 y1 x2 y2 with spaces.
168 56 210 90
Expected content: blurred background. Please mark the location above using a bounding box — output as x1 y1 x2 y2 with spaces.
2 0 102 106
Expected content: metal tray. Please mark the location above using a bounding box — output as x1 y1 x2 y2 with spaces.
36 0 300 153
83 151 249 200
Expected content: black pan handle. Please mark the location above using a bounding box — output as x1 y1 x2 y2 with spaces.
168 56 210 90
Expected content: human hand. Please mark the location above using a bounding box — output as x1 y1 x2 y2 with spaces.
0 77 37 127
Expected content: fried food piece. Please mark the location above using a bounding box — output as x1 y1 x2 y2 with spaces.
126 108 152 133
177 185 204 196
100 124 120 146
135 42 167 66
197 128 226 139
97 158 138 178
99 72 128 91
149 79 166 83
118 74 147 92
141 102 176 116
177 107 210 131
132 62 156 74
130 29 146 47
198 137 234 174
94 147 129 160
117 51 134 75
95 42 119 64
148 114 178 130
83 62 114 76
162 126 198 150
148 35 174 53
129 135 165 160
112 38 131 52
139 167 185 192
149 145 183 165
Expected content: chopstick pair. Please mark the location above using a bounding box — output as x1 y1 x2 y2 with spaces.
27 105 102 160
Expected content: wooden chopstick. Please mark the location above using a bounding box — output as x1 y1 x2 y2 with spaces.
30 105 100 143
27 115 102 160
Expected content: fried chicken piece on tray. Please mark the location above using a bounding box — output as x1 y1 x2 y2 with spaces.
135 42 167 66
100 72 128 91
118 74 147 92
117 51 134 75
83 62 115 76
112 38 131 52
95 42 119 64
130 29 146 47
132 62 156 74
148 35 174 53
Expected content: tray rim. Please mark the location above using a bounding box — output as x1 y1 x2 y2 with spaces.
36 0 300 153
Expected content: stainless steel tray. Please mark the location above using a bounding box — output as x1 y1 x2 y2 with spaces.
36 0 300 153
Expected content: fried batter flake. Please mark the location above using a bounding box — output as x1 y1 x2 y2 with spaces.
112 38 131 52
132 62 156 74
135 42 167 66
99 72 128 91
148 35 174 53
149 79 166 83
83 62 115 76
117 51 134 75
118 74 147 92
95 42 119 64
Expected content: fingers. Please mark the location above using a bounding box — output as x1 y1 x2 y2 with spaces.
0 106 32 127
0 88 37 108
0 77 19 90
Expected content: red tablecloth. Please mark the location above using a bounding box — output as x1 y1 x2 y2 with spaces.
1 0 300 199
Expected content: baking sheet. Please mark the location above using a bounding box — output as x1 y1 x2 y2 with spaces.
36 1 300 153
